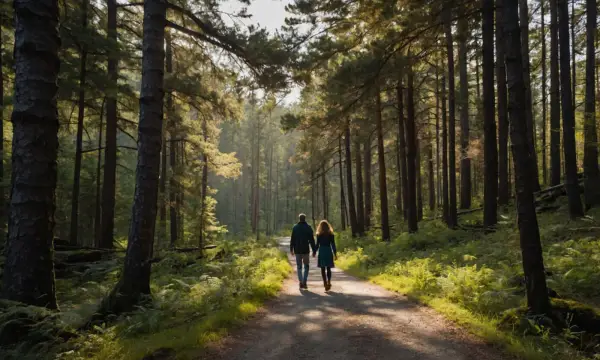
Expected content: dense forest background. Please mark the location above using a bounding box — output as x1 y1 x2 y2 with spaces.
5 0 600 359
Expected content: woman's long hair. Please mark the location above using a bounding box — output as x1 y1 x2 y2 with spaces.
316 220 334 236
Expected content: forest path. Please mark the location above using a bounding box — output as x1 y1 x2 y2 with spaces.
199 238 508 360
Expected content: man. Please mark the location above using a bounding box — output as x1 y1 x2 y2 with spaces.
290 213 316 289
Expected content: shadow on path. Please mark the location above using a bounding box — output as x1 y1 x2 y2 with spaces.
199 238 508 360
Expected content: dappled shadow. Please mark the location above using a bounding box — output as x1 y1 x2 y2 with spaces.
198 238 506 360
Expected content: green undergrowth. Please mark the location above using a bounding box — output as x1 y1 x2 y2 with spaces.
1 237 290 360
337 200 600 360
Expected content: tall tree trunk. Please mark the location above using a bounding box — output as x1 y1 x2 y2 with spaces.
435 63 441 212
104 0 166 314
583 0 600 208
311 172 316 228
375 86 391 240
178 141 184 241
571 0 576 108
158 32 171 252
94 101 105 248
500 0 550 315
339 137 347 230
416 139 423 221
458 18 471 210
428 132 435 211
395 126 403 214
483 0 498 227
519 0 541 192
444 3 458 228
397 76 409 219
541 0 548 186
167 35 178 248
2 0 60 309
364 134 372 229
442 60 450 223
321 163 328 220
100 0 118 249
550 0 561 186
354 140 365 234
406 65 419 232
558 0 585 218
497 0 510 205
0 5 4 237
345 125 359 236
199 119 208 252
254 120 261 239
69 0 88 246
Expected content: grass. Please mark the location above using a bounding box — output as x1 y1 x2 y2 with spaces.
1 237 290 360
336 200 600 360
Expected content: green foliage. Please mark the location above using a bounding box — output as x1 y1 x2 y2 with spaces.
4 238 289 360
336 202 600 359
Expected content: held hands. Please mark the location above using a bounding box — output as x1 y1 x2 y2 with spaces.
312 252 316 258
291 250 295 256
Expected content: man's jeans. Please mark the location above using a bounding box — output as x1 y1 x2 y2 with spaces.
295 253 310 283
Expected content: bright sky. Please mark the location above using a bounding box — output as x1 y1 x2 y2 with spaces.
223 0 302 105
224 0 292 34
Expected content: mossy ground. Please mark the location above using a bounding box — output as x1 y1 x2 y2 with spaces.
0 237 290 360
336 199 600 360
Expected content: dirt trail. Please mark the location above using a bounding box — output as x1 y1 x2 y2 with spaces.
201 238 508 360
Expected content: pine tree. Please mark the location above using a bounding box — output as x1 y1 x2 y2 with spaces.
2 0 60 309
501 0 550 315
557 0 584 218
483 0 498 227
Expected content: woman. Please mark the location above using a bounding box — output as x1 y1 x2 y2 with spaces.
313 220 337 291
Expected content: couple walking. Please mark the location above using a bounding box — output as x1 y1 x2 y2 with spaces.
290 213 337 291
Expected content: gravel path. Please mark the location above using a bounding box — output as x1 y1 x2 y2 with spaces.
200 238 509 360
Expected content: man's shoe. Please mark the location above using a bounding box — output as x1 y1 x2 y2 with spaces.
302 282 308 289
299 282 304 290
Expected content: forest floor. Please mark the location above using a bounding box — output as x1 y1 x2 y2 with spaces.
199 238 508 360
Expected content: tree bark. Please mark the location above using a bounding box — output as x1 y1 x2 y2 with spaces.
1 0 60 309
458 18 471 210
444 3 458 228
159 31 170 249
519 0 541 192
168 34 178 248
69 0 88 246
94 101 105 248
199 119 208 252
428 132 435 211
501 0 550 315
571 0 576 108
406 65 419 233
339 137 347 230
435 63 441 212
0 7 5 237
416 139 423 221
541 0 548 186
550 0 561 186
363 134 372 229
583 0 600 208
483 0 498 227
345 125 359 236
375 86 391 240
558 0 584 218
397 76 409 219
354 140 365 234
104 0 166 314
441 61 450 224
321 163 328 220
497 0 510 205
100 0 118 249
